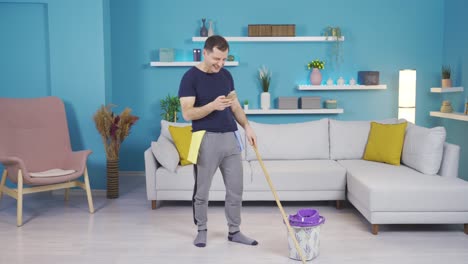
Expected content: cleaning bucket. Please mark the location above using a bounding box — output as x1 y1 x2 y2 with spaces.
287 209 325 261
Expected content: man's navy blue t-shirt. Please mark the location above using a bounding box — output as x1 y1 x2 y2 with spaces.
178 67 237 133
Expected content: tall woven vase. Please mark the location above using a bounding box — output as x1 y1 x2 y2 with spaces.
106 158 119 199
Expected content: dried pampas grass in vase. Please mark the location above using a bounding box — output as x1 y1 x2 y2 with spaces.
94 104 139 198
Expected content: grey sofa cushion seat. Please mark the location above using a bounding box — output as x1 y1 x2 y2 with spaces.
156 161 252 191
247 160 346 191
340 160 468 212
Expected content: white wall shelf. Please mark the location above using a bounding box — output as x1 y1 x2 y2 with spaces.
430 111 468 121
192 36 344 42
244 109 343 115
297 84 387 90
430 87 464 93
150 61 239 67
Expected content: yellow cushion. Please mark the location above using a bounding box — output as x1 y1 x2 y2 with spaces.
363 122 408 165
168 125 193 166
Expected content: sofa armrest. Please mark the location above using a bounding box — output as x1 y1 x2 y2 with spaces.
438 142 460 178
144 147 159 200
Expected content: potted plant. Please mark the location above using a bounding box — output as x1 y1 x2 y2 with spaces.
307 59 325 85
258 66 271 110
442 65 452 88
243 99 249 110
324 26 343 64
160 94 180 122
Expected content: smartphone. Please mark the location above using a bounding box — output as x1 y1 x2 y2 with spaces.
226 91 237 100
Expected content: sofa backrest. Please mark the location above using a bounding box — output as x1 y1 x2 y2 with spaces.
245 119 330 161
329 118 398 160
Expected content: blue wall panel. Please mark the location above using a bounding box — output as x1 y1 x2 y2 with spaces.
0 3 50 97
442 0 468 180
0 0 108 188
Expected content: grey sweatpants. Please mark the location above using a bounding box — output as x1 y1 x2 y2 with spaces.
192 131 243 233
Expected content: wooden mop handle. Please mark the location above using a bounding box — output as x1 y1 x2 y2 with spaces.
253 146 307 264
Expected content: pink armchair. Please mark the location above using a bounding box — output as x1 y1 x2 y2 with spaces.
0 96 94 226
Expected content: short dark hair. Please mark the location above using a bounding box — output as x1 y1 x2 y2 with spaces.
204 35 229 52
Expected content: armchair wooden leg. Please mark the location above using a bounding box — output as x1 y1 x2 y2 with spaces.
464 224 467 235
336 200 343 209
17 170 24 227
371 224 379 235
151 200 157 210
83 167 94 214
0 170 7 202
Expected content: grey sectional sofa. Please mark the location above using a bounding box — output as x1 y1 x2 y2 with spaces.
144 119 468 234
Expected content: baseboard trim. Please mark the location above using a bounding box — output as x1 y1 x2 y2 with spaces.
49 171 144 196
119 171 145 177
52 188 106 196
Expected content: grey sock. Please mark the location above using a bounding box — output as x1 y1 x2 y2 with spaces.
228 231 258 246
194 230 207 247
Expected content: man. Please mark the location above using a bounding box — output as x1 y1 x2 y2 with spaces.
178 35 258 248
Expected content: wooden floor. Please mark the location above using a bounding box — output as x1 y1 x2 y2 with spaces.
1 176 467 264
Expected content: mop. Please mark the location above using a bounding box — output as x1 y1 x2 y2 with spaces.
253 146 307 264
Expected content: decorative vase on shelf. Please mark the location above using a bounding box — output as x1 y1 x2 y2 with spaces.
440 100 453 113
261 92 270 110
200 18 208 37
349 78 356 85
326 78 333 85
310 68 322 85
208 20 214 36
337 77 345 85
106 158 119 199
441 79 452 88
244 104 249 111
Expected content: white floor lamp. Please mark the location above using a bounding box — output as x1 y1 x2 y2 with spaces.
398 69 417 123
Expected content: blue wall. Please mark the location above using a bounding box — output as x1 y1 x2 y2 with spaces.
110 0 444 171
0 3 50 97
442 0 468 180
1 0 466 188
0 0 108 187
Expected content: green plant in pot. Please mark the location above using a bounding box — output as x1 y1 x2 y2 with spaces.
324 26 343 64
243 99 249 110
160 94 180 122
258 66 272 110
441 65 452 88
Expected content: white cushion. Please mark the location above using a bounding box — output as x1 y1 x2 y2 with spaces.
329 118 398 160
30 168 76 177
151 136 180 173
245 119 329 160
402 124 446 175
160 120 191 143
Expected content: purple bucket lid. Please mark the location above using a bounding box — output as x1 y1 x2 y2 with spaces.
288 208 325 227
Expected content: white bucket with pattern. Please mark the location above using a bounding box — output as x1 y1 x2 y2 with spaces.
287 224 322 261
